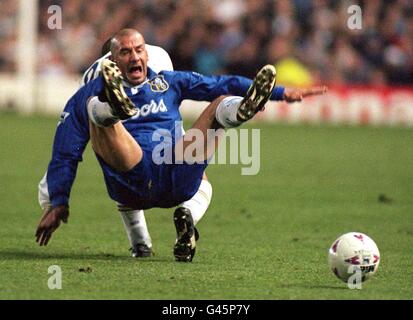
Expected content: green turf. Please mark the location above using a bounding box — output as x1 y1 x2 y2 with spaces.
0 112 412 299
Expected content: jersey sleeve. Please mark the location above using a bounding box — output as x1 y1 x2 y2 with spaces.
42 92 90 208
171 71 285 103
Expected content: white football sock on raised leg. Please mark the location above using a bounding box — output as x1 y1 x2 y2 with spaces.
118 205 152 248
180 180 213 225
87 96 119 127
215 96 244 128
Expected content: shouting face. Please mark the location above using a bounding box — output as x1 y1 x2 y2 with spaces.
111 30 149 85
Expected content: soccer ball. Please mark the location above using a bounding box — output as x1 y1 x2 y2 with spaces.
328 232 380 283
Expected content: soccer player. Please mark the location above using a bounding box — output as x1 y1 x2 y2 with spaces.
83 38 212 258
35 29 326 262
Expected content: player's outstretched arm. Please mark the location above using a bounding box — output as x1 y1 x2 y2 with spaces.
35 90 90 247
283 86 328 103
35 205 69 246
173 71 327 104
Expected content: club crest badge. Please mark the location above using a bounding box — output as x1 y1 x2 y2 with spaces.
149 75 169 92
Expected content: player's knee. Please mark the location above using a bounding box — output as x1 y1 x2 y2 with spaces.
113 163 134 173
102 152 142 173
115 157 142 173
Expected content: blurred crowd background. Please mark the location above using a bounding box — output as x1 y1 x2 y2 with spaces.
1 0 413 86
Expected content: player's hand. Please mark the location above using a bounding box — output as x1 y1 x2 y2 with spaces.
35 205 69 246
283 86 328 103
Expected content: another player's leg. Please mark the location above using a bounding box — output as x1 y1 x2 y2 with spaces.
173 174 212 262
87 59 143 172
118 204 153 257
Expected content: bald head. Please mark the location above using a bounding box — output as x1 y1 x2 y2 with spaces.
110 28 145 55
110 28 148 85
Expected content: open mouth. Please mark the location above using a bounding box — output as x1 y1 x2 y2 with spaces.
128 65 143 75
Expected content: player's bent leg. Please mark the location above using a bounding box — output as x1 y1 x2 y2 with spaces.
172 65 275 262
87 58 143 172
174 96 227 164
176 65 277 164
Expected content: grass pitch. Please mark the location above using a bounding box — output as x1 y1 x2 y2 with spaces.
0 112 412 299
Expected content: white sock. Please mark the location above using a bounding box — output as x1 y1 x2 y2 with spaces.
118 204 152 248
87 96 119 127
215 96 243 128
180 180 213 225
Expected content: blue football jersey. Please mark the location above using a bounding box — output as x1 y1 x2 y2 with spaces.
44 68 285 208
